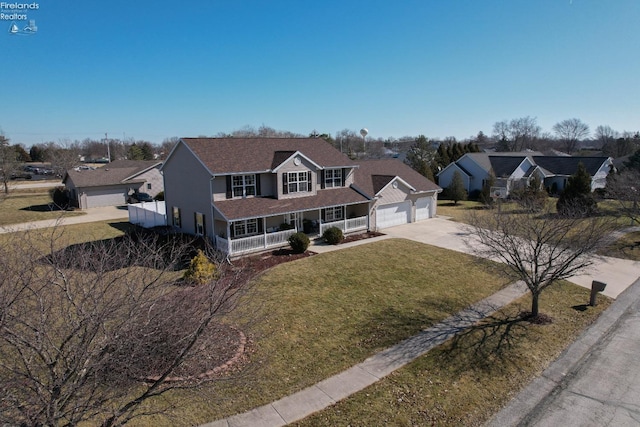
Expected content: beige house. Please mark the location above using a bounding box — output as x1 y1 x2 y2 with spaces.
63 160 163 209
162 137 441 256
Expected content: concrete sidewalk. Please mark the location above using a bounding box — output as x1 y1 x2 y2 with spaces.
0 205 129 234
487 277 640 426
202 281 529 427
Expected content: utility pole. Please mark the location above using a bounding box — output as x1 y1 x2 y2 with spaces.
105 132 111 163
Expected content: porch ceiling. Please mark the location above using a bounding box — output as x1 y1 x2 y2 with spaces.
215 187 370 221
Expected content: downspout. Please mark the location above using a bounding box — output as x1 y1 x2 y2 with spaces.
209 177 216 246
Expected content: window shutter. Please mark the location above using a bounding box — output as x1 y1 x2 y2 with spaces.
258 219 264 233
282 173 288 194
230 222 236 238
321 209 326 221
226 176 232 199
307 171 312 192
342 168 347 186
255 174 261 196
321 170 326 189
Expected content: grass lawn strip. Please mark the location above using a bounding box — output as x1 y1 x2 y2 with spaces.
294 281 611 426
0 192 84 226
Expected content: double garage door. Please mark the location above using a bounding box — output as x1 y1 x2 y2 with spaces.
376 197 433 229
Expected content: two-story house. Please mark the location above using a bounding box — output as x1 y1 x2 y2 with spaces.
162 137 441 256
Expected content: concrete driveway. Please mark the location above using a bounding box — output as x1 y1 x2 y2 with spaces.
383 217 640 299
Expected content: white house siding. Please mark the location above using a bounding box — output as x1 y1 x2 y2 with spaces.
276 156 317 199
162 142 215 238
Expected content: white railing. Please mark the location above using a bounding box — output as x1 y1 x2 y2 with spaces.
222 229 297 255
319 216 368 234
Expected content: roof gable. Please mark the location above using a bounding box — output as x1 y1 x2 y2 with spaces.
354 159 441 197
178 137 356 174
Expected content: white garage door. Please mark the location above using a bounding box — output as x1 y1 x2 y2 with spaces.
415 197 432 221
376 201 411 229
85 188 127 208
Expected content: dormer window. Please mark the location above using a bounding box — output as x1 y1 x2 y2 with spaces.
324 168 343 188
283 171 312 194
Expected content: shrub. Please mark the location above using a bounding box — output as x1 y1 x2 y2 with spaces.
279 222 294 231
183 249 218 285
154 191 164 201
49 186 71 209
288 232 310 253
323 226 343 245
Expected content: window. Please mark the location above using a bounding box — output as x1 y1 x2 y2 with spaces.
232 218 258 237
286 171 311 194
232 174 256 197
195 212 205 235
147 183 152 190
172 206 181 227
324 169 343 188
323 206 344 222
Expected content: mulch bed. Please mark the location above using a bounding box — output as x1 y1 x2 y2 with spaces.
158 232 383 381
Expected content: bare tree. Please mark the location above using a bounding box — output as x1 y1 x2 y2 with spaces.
607 169 640 225
465 206 615 318
0 227 245 426
553 118 590 154
492 117 541 152
594 125 619 149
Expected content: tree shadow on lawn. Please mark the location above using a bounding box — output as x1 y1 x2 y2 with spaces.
20 203 68 212
354 296 462 352
442 308 531 373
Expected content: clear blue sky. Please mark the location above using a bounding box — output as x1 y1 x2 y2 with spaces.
2 0 638 146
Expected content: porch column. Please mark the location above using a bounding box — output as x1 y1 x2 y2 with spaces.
317 209 322 236
226 223 232 255
263 217 267 248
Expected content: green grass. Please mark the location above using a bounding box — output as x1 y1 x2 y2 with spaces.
0 220 131 251
0 192 84 226
604 231 640 261
437 199 640 261
295 281 611 426
134 239 514 425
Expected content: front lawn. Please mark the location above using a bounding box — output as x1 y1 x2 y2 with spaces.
135 239 513 425
0 193 84 226
296 281 610 426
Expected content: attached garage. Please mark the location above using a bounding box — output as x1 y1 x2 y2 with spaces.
376 201 411 229
83 187 127 208
415 196 433 221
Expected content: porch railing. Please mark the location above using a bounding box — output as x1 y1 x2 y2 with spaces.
319 215 368 234
217 216 368 256
216 229 297 256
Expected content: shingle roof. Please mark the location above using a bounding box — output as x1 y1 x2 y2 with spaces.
214 187 370 221
488 156 527 178
354 159 441 196
532 156 610 176
64 160 161 188
181 138 356 174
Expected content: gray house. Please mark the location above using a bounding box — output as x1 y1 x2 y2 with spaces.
63 160 163 209
437 152 613 196
161 138 441 256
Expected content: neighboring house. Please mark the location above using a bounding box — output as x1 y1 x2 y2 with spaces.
437 152 613 196
162 138 441 256
63 160 163 209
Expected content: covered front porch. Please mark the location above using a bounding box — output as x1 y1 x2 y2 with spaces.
215 205 369 256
